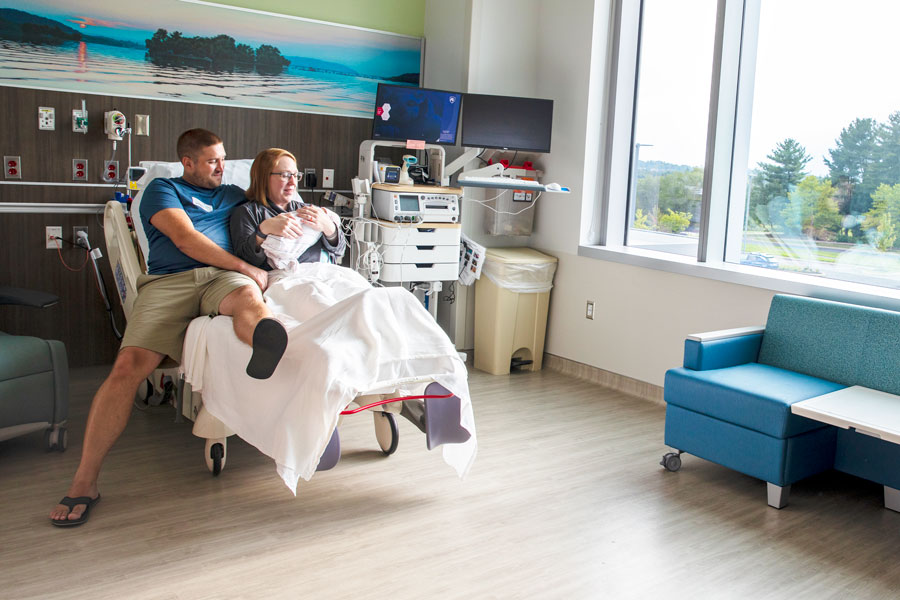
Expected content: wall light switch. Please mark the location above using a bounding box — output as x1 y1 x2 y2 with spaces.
135 114 150 136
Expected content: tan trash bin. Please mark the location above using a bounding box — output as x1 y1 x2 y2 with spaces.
474 247 558 375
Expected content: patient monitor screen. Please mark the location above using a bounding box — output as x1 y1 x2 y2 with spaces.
398 194 420 212
372 84 461 146
461 93 554 153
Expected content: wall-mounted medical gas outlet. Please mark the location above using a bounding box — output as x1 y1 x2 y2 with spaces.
585 300 594 320
135 114 150 136
322 168 334 189
104 110 126 141
38 106 55 130
72 100 88 134
72 159 88 181
45 226 62 250
4 156 21 179
102 160 119 183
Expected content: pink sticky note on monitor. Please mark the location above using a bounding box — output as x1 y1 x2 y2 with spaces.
406 139 426 150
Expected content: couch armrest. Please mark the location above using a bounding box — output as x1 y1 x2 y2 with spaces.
684 326 765 371
687 326 765 342
0 286 59 308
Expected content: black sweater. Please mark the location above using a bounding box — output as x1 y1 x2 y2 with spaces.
229 199 346 270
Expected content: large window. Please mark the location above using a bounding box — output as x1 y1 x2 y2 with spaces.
627 0 716 257
595 0 900 293
728 1 900 288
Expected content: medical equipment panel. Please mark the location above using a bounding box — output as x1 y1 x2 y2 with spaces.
371 184 460 223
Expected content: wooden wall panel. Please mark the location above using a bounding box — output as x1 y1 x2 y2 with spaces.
0 86 371 366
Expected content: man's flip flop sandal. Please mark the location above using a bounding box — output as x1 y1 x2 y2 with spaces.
246 318 288 379
51 495 100 527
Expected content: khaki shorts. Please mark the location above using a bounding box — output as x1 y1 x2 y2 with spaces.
120 267 257 366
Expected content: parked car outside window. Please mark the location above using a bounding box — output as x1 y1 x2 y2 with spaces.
740 252 779 269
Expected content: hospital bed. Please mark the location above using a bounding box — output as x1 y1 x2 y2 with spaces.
103 160 474 485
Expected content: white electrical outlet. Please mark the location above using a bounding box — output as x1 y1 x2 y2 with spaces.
38 106 55 130
46 226 62 249
322 168 334 188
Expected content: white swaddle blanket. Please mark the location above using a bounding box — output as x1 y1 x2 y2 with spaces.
181 263 477 493
259 208 341 272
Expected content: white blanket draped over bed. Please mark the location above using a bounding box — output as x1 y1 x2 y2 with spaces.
180 263 477 493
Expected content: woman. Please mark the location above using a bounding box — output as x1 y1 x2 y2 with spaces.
231 148 346 269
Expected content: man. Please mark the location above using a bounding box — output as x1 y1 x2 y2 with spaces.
50 129 287 527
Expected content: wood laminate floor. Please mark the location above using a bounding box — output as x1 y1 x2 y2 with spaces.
2 365 899 599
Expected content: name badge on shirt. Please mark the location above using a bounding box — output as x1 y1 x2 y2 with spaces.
191 197 213 212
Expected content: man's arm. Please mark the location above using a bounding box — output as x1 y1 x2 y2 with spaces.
229 203 269 269
150 207 269 290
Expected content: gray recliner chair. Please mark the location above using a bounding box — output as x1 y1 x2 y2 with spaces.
0 286 69 451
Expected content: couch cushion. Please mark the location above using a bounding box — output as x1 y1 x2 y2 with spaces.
664 363 845 438
759 294 900 394
0 335 55 380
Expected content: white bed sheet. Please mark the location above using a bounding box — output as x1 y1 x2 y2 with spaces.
181 263 476 493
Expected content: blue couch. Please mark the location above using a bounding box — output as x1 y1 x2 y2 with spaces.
662 294 900 510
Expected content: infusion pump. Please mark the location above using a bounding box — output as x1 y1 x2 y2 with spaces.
371 184 460 223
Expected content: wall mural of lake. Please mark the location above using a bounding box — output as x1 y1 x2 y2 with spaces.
0 1 422 118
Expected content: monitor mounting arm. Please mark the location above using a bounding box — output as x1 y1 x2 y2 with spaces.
442 147 485 185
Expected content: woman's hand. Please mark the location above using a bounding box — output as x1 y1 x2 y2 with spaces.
295 205 336 238
258 213 304 240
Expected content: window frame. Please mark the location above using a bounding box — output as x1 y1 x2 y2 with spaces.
580 0 900 312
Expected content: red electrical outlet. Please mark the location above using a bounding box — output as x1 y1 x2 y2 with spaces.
73 158 88 182
102 160 119 183
4 155 21 179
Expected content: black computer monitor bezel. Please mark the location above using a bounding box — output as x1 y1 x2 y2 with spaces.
460 92 554 153
370 83 463 147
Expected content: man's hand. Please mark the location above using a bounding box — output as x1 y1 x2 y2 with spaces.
259 213 304 239
239 262 270 292
295 205 337 238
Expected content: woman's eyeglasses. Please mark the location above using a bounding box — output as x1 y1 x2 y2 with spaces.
271 171 301 181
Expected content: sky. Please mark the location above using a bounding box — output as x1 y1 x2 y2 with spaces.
10 0 421 76
633 0 900 177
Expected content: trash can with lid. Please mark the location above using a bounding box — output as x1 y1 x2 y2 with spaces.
474 247 558 375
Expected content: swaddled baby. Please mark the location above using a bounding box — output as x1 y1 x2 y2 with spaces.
261 208 342 272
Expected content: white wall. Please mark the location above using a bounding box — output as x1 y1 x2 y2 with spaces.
426 0 781 387
423 0 469 93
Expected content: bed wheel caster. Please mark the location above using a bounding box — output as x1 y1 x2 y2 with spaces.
205 438 227 476
44 426 67 452
374 412 399 456
660 452 682 472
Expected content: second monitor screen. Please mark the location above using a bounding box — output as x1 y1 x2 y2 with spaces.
461 93 553 153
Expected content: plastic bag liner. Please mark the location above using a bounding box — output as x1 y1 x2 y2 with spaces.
482 260 557 293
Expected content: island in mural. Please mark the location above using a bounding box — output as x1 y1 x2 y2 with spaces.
0 2 421 117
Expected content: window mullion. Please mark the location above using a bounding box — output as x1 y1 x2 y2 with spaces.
698 0 745 263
